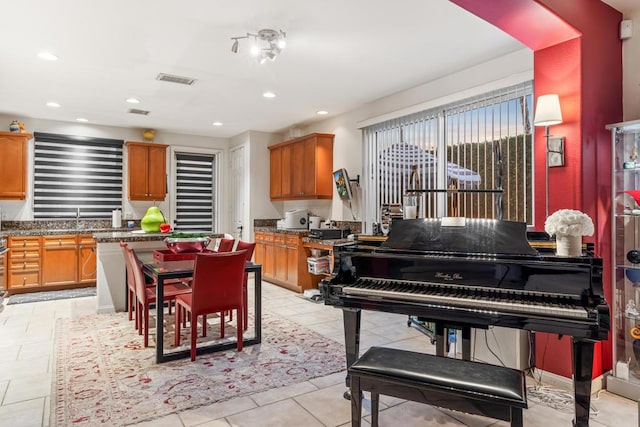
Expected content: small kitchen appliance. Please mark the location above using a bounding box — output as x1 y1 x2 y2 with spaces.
283 209 308 229
309 216 322 230
309 228 351 239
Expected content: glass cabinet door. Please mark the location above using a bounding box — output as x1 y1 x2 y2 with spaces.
609 119 640 400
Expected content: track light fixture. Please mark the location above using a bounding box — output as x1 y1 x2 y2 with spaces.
230 29 286 64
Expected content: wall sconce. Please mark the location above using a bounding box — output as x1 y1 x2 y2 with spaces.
533 94 564 218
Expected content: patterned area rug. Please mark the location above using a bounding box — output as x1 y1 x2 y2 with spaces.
6 287 96 305
52 310 345 426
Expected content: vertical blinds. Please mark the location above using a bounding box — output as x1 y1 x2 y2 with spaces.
362 81 533 227
33 132 123 219
174 153 217 232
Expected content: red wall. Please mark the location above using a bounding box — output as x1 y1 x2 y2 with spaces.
451 0 622 378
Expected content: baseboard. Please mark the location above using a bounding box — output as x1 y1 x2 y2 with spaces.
97 304 116 314
530 368 606 393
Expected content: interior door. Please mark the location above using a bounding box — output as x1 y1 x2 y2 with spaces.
230 145 246 240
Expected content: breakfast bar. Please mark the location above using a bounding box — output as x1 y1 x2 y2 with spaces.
92 231 222 313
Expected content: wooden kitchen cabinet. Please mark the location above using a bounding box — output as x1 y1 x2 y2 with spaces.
0 131 32 200
268 133 334 200
126 141 168 201
273 233 287 281
254 230 322 293
285 235 299 285
7 236 41 290
5 234 96 294
78 235 97 284
269 147 282 199
42 235 78 286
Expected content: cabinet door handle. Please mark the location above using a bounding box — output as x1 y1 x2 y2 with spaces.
59 239 62 246
23 277 27 284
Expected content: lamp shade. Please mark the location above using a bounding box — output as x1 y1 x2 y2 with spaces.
534 94 563 126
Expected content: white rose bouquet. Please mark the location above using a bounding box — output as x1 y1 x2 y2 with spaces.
544 209 594 237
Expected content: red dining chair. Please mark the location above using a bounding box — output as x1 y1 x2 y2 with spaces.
174 250 247 361
216 237 235 252
120 241 183 328
235 240 256 330
123 244 191 347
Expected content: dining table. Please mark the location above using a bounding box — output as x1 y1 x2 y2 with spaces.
143 259 262 363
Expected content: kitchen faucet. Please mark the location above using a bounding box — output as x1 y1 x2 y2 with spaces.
76 207 81 229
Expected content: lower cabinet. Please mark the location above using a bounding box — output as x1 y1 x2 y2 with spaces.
254 230 322 293
6 234 96 294
42 235 78 286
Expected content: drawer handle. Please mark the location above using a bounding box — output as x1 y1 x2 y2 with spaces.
23 277 26 284
23 250 26 256
23 239 27 246
59 239 62 245
23 261 26 269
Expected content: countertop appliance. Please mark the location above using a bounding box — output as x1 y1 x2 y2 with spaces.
309 216 322 230
283 209 308 229
309 228 351 239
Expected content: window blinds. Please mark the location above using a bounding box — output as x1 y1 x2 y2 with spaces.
33 132 123 219
362 81 533 228
174 153 217 232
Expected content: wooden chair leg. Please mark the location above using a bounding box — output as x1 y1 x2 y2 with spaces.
371 392 379 427
243 278 248 331
220 312 225 338
168 299 172 315
137 301 143 335
351 375 362 427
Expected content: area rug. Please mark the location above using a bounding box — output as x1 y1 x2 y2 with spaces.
52 310 346 426
7 287 96 305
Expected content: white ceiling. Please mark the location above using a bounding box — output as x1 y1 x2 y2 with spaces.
0 0 633 139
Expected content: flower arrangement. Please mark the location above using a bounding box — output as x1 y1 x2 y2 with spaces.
544 209 594 237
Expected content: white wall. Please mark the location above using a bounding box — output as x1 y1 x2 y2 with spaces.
298 48 534 223
0 114 230 228
622 12 640 121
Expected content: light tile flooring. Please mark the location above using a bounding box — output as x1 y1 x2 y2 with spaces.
0 282 637 427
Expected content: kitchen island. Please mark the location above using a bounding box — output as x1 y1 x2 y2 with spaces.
92 231 222 313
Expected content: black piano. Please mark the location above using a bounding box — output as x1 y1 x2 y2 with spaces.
321 217 609 427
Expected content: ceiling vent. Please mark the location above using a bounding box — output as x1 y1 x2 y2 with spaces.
156 73 197 86
128 108 150 115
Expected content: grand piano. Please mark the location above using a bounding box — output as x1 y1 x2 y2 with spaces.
321 217 610 427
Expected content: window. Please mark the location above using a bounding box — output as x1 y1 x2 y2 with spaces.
363 82 533 226
173 152 219 232
33 132 123 219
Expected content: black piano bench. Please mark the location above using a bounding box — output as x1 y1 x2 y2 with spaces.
348 347 528 427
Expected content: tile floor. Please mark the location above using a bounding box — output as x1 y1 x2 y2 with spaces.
0 282 637 427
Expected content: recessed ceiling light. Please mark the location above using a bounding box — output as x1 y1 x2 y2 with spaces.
37 52 58 61
317 110 329 115
212 121 223 126
76 118 89 122
125 97 140 104
263 91 276 98
46 102 61 108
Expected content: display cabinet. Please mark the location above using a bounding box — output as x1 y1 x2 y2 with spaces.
608 119 640 400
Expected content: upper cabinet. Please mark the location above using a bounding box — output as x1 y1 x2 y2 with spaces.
126 141 168 201
268 133 334 200
0 131 32 200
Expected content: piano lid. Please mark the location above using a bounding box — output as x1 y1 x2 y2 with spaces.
379 217 538 256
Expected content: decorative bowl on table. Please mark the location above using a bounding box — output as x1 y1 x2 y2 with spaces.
164 236 211 254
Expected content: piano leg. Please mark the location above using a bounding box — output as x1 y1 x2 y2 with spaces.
572 339 594 427
435 323 446 357
342 308 362 399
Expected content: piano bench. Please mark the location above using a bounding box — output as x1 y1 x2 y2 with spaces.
348 346 527 427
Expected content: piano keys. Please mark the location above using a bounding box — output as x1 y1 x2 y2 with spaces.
322 217 609 427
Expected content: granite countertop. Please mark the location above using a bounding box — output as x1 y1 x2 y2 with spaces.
0 227 133 238
93 231 224 243
302 237 354 247
254 226 309 235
